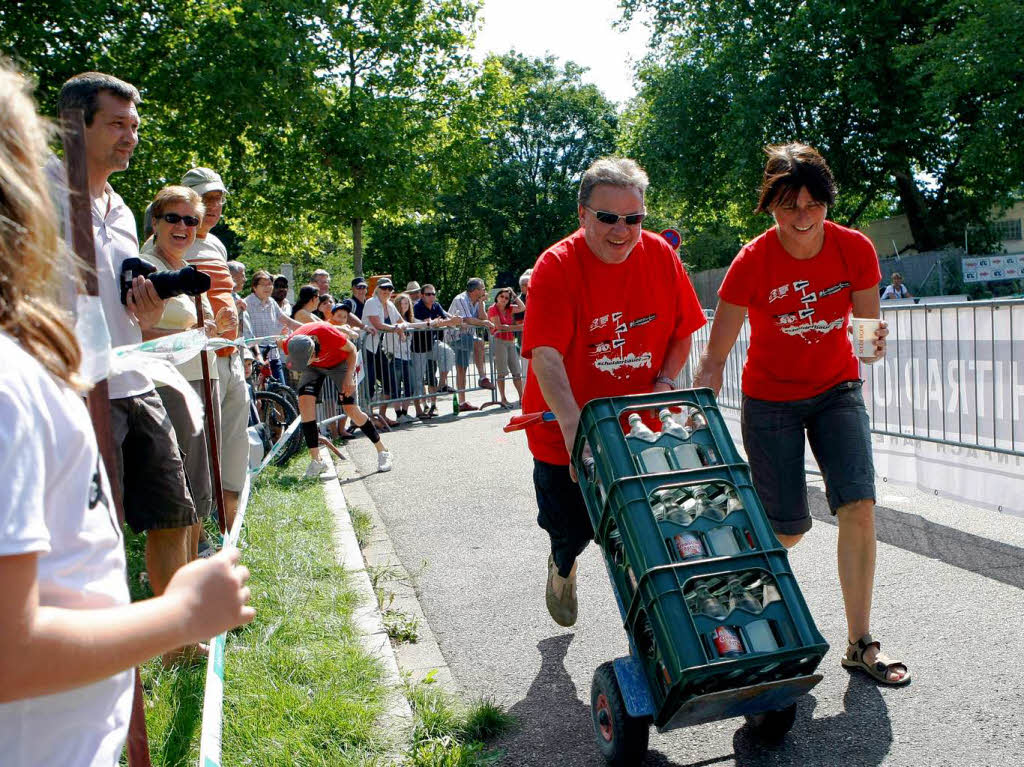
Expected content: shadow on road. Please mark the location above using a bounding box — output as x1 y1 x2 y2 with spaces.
809 487 1024 589
500 636 893 767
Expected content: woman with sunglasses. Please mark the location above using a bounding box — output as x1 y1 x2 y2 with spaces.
291 285 320 324
487 287 526 408
141 186 236 572
362 278 406 427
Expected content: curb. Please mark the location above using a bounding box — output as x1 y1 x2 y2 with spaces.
333 449 460 694
320 460 414 742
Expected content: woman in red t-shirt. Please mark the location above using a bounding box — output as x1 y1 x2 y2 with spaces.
694 143 909 686
487 287 526 408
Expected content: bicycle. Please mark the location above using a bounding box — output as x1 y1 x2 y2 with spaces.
250 348 303 466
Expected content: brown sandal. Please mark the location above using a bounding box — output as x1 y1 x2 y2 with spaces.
841 634 911 686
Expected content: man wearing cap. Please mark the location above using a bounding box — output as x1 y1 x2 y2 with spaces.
405 281 422 303
349 277 369 323
179 166 248 532
280 322 393 476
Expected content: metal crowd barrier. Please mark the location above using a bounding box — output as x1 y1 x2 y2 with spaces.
327 326 503 424
685 300 1024 458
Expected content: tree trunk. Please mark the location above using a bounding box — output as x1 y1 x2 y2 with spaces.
352 217 363 277
893 170 940 251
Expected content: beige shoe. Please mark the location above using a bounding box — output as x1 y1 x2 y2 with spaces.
545 554 578 627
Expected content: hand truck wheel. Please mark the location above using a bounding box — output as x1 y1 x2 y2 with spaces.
744 701 798 741
591 661 650 765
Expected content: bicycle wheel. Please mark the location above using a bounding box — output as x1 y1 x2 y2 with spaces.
266 383 305 465
252 391 297 461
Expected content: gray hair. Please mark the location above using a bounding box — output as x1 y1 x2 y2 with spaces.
58 72 140 126
518 269 532 287
466 277 485 292
578 157 649 208
227 260 246 277
312 268 329 279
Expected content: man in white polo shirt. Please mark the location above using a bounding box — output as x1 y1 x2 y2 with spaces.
48 72 198 635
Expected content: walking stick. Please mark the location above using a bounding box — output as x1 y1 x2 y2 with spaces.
195 297 227 535
60 108 152 767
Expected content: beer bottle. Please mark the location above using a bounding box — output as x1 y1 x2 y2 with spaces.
626 413 658 442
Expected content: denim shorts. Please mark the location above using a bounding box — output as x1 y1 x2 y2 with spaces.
454 334 475 369
741 380 875 536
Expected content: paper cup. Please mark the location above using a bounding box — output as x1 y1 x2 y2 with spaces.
850 317 881 357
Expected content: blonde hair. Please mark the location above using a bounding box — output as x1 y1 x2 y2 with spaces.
150 184 204 221
0 61 83 389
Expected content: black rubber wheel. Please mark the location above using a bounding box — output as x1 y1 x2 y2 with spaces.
252 391 301 465
744 702 798 741
591 661 651 765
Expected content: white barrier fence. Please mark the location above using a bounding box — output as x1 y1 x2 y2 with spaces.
686 300 1024 518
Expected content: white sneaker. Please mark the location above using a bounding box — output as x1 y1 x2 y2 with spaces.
398 413 416 424
304 458 336 481
377 450 393 472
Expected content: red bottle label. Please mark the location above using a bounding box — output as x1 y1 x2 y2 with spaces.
713 626 744 656
673 532 705 560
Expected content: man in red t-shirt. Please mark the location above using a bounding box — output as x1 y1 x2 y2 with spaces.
521 157 706 627
280 323 393 478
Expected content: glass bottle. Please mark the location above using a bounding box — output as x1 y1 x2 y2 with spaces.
727 578 762 614
693 584 728 619
658 408 689 439
626 412 658 442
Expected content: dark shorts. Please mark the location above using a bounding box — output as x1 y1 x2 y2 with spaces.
111 390 198 534
534 459 594 577
297 359 351 401
741 379 875 536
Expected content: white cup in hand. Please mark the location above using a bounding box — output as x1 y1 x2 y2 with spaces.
850 317 882 358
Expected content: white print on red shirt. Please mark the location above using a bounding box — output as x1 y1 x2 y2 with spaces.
772 279 850 344
587 309 654 378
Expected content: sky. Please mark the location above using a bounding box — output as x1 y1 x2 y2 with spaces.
472 0 652 106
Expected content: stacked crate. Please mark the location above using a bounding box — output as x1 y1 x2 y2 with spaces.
573 388 828 728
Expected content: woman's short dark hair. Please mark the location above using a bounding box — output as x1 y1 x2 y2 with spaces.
755 143 836 214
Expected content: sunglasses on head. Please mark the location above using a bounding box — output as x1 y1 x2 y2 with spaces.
159 212 201 227
584 206 646 226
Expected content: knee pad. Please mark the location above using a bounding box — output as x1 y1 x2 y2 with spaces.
359 418 381 444
301 420 319 449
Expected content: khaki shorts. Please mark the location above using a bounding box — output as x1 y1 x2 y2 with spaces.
217 353 249 493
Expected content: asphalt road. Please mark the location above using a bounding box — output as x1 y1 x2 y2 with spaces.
344 396 1024 767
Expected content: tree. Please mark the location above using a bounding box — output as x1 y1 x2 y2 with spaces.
366 52 620 293
619 0 1024 259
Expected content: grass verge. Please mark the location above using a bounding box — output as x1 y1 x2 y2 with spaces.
405 684 515 767
124 461 390 766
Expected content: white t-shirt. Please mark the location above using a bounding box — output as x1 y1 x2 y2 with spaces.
0 332 133 766
45 156 153 400
363 295 401 354
881 283 909 299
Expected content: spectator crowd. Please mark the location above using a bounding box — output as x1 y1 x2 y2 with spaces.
0 62 536 766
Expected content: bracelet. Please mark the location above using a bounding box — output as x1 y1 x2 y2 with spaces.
655 376 675 387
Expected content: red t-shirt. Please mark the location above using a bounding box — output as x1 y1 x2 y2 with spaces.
521 229 706 465
718 220 881 401
282 322 351 368
487 304 515 341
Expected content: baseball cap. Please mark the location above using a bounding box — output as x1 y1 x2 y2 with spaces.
406 281 421 292
181 167 227 196
351 277 368 289
331 302 351 314
377 278 394 289
285 334 315 373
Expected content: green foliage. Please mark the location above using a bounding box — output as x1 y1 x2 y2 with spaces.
405 686 513 767
619 0 1024 253
366 53 619 298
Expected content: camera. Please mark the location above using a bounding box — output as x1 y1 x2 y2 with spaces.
120 256 211 305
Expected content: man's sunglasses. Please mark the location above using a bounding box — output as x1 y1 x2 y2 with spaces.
423 292 436 296
584 206 646 226
158 213 200 227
